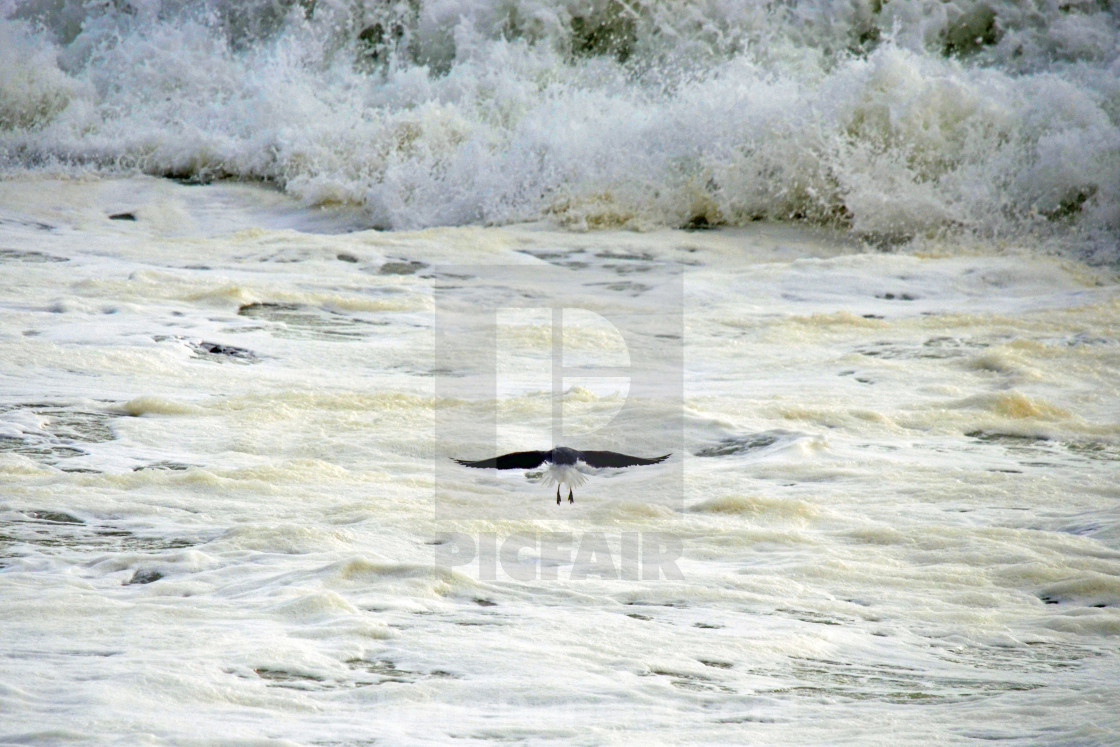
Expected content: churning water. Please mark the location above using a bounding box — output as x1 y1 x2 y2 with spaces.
2 1 1119 744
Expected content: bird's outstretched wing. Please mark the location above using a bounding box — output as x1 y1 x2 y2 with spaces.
453 450 549 470
578 451 671 468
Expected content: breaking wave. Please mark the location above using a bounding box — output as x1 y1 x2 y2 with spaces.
1 0 1118 257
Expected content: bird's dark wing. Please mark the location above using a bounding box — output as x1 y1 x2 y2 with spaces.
452 450 549 470
578 451 671 468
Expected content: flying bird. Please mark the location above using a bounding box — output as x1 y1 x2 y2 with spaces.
452 446 670 504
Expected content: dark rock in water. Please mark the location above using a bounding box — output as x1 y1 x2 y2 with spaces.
700 659 733 669
695 433 781 457
239 301 297 315
336 252 360 263
942 5 999 57
155 335 259 363
682 214 714 231
379 260 427 275
965 431 1049 445
27 510 84 524
196 341 258 362
429 670 458 679
108 212 137 221
127 569 163 585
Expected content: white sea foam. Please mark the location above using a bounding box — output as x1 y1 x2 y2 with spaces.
2 0 1118 257
2 4 1120 744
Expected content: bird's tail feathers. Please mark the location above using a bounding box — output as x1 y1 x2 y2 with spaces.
536 464 591 489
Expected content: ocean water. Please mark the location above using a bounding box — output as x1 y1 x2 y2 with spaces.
2 1 1120 745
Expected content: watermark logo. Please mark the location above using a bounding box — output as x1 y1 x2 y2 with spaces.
433 260 683 579
434 532 684 581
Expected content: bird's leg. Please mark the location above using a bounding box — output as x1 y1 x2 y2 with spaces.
556 485 561 505
568 487 574 504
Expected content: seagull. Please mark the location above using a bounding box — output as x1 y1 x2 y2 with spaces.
452 446 670 505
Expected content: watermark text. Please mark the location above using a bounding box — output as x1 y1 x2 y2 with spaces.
433 531 684 581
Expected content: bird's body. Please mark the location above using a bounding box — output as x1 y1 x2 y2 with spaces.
452 446 670 504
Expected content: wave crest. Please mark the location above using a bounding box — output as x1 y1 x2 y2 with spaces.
2 1 1117 257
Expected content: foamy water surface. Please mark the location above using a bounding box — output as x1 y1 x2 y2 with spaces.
1 176 1118 744
2 1 1120 744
